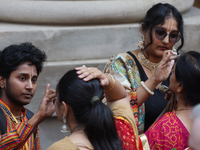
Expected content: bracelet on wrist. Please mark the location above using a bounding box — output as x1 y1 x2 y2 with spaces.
141 81 154 95
104 74 115 91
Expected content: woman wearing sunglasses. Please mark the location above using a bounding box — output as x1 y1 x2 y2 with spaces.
104 3 184 134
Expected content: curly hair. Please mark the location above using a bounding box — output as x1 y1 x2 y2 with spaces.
0 42 47 94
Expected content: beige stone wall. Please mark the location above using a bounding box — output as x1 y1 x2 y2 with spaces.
194 0 200 8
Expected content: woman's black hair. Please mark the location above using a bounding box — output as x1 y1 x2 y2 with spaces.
140 3 184 55
56 69 122 150
175 51 200 106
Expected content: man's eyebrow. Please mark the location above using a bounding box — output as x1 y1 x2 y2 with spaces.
18 73 38 78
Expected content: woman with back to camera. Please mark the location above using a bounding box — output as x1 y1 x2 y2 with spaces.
144 51 200 149
46 69 128 150
47 50 174 150
104 3 184 133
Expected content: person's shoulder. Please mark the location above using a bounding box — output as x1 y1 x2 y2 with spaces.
161 111 176 120
113 52 133 59
110 102 130 112
47 136 79 150
147 112 175 131
111 51 137 65
107 52 131 60
156 112 174 123
110 102 134 123
104 51 138 74
104 52 129 72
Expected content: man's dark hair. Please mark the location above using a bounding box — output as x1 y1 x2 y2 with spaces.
0 42 47 94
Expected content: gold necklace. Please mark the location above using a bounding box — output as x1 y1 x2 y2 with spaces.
138 50 159 74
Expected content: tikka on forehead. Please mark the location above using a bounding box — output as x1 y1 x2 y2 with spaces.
28 65 34 87
166 18 174 33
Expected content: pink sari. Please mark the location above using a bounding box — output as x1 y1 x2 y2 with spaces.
145 110 190 150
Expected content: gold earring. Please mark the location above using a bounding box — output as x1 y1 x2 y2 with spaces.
137 34 145 50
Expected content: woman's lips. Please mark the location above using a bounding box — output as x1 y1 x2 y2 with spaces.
159 46 168 50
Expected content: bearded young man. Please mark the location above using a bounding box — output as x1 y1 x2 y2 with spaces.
0 43 56 150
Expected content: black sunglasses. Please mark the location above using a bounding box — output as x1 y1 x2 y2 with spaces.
153 28 181 43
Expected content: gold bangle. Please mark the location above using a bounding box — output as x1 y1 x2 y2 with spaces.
104 74 115 91
141 81 154 95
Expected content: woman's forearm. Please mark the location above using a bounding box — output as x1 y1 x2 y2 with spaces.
104 74 127 102
137 76 160 106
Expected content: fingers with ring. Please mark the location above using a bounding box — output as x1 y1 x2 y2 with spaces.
92 71 97 77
